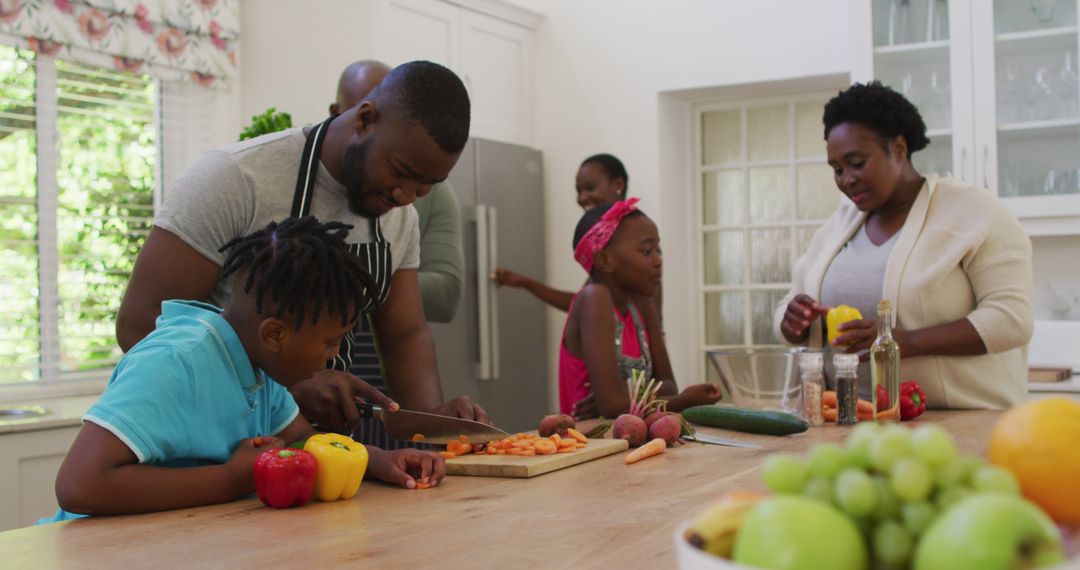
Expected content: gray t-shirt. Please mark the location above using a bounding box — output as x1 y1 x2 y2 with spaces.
154 127 420 308
820 224 898 395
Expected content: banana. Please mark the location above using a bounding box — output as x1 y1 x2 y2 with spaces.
685 491 766 558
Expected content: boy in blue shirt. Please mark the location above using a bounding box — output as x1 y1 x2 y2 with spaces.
50 216 444 520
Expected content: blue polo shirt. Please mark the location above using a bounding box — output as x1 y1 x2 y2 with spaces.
43 300 298 523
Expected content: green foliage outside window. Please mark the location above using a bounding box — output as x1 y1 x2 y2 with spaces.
0 45 156 383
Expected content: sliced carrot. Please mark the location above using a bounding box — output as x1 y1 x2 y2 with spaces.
566 428 589 444
535 440 557 455
493 449 507 455
519 450 536 457
856 399 875 415
457 435 469 444
624 438 667 464
459 443 474 455
415 481 431 489
558 440 577 450
556 447 575 453
447 440 464 455
876 407 901 420
515 433 529 440
575 442 587 449
822 391 838 409
411 433 426 442
475 450 486 455
438 451 457 459
550 434 563 447
824 408 838 422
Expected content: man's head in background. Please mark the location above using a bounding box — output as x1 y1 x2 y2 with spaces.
329 60 392 117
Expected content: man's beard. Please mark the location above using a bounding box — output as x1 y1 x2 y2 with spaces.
342 140 381 217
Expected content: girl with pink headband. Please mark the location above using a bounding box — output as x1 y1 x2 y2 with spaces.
559 199 722 418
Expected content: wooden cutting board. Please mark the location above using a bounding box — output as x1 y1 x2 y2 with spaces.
445 438 629 478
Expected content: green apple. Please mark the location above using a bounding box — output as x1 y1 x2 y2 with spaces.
913 494 1066 570
733 496 868 570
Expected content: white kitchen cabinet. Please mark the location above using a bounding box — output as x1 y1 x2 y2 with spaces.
852 0 1080 236
0 426 79 531
375 0 539 145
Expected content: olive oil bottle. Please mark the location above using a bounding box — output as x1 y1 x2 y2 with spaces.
870 299 901 422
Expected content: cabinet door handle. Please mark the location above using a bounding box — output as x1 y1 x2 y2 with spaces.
960 147 968 183
982 145 990 189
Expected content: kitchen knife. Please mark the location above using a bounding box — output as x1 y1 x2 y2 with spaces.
356 403 511 445
684 432 762 449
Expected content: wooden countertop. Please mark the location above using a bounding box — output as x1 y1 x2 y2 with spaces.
0 411 1001 568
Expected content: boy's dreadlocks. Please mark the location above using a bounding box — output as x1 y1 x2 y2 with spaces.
218 216 378 330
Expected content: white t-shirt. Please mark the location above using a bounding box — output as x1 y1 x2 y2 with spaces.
154 127 420 308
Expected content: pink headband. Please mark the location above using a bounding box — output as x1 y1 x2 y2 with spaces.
573 197 640 272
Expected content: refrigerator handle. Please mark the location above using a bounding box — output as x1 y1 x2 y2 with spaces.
474 204 493 380
488 206 499 380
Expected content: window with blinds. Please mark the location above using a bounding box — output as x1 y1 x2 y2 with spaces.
694 94 839 382
0 45 158 386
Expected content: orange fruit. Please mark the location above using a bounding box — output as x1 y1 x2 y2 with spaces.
988 397 1080 525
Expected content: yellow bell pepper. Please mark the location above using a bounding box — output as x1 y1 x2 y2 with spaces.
826 305 863 345
303 433 369 501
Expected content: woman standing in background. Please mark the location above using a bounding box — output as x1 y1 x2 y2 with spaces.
492 153 629 311
774 81 1033 409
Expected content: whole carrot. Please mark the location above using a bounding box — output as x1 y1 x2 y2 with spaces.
624 438 667 464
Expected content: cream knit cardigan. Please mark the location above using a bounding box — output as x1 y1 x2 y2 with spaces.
772 175 1033 409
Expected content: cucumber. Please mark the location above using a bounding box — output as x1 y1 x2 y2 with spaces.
682 405 808 436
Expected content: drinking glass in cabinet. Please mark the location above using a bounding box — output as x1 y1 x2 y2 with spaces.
1055 51 1078 119
1030 0 1061 26
889 0 914 45
930 0 949 41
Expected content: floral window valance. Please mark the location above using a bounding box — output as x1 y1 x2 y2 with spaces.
0 0 238 88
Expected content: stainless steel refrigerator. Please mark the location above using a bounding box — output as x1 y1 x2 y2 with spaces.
431 138 548 432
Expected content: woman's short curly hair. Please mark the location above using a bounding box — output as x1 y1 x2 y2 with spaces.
823 81 929 158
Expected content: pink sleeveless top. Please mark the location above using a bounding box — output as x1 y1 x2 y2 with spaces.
558 297 651 415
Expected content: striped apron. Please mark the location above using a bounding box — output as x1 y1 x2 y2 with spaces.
293 117 405 450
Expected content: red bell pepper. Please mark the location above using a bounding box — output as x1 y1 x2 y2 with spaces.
876 384 890 412
899 381 926 420
254 448 317 509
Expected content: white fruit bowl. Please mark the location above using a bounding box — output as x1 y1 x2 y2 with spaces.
673 520 755 570
673 519 1080 570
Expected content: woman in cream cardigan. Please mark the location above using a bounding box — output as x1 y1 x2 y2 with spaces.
773 81 1033 409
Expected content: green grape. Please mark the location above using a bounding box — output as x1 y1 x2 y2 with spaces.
910 425 958 468
803 475 834 504
846 423 881 468
900 501 937 535
935 458 967 489
890 457 934 502
934 486 971 510
971 465 1020 495
958 456 986 486
872 520 914 567
762 454 810 494
808 443 850 478
873 476 900 521
834 468 879 518
868 427 911 473
845 423 883 468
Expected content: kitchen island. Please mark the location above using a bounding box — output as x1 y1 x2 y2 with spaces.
0 411 1000 568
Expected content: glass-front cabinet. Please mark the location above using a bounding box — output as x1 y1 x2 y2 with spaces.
852 0 1080 235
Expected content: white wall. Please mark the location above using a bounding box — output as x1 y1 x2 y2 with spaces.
239 0 377 129
530 0 852 391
